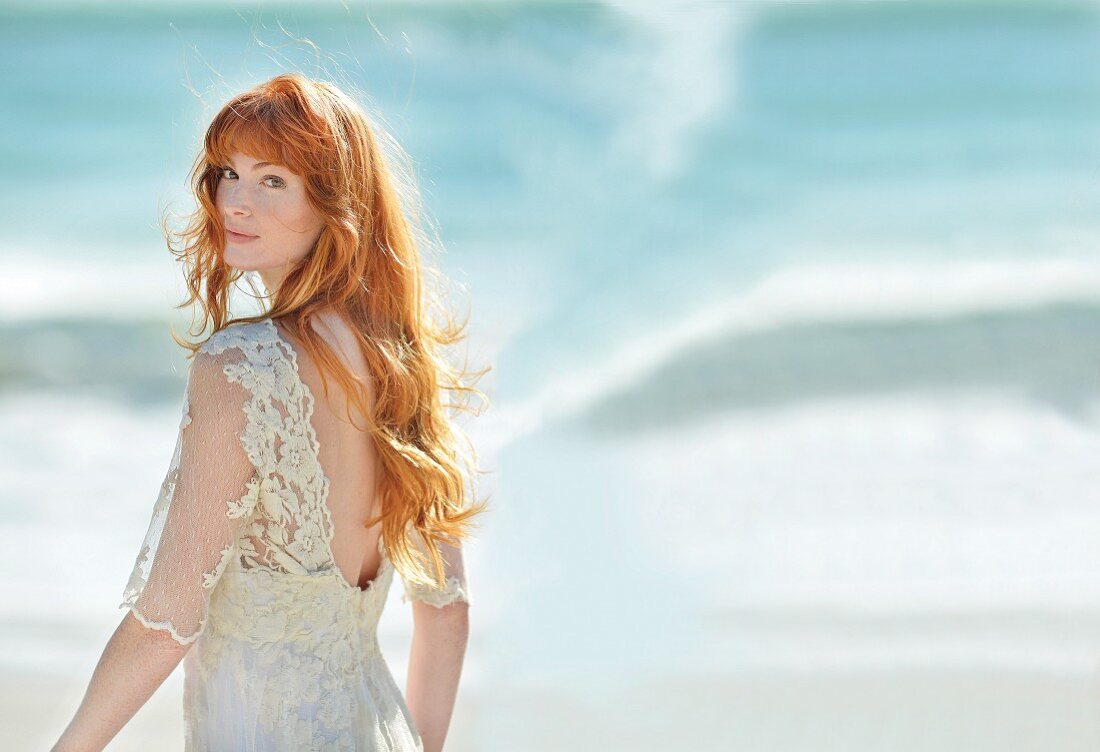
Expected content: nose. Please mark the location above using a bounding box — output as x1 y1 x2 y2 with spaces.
219 180 252 216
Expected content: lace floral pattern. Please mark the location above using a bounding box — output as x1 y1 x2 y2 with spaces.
119 336 264 645
120 318 474 750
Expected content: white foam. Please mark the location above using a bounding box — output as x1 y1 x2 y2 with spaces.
600 1 753 181
623 391 1100 610
477 257 1100 454
0 243 277 321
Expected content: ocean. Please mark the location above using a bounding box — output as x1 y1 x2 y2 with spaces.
4 1 1100 749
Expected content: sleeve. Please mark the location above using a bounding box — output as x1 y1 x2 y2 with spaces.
118 347 260 645
400 526 472 608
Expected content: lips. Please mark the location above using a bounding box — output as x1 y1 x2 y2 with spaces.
226 227 258 238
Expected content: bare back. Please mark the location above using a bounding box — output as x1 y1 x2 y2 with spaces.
274 313 383 592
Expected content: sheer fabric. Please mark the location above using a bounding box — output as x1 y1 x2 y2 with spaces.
400 532 470 608
119 318 470 751
120 343 257 643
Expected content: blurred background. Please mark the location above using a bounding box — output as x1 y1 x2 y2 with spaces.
4 0 1100 749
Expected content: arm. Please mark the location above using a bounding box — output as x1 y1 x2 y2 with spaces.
52 347 259 752
402 535 472 752
51 613 188 752
406 599 469 752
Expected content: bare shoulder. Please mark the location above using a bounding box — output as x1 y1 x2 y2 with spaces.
311 311 368 374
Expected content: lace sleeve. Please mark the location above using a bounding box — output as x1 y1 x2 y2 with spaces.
118 346 261 645
400 527 471 608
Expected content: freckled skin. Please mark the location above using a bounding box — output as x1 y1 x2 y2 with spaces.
216 151 326 293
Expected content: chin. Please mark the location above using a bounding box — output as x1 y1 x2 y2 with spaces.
222 249 266 272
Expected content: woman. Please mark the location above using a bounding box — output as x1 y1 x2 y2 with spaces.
51 72 489 752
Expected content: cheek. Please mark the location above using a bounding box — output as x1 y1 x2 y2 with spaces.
252 191 279 216
280 196 324 236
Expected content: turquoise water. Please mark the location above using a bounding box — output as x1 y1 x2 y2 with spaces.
5 2 1100 750
3 2 1100 395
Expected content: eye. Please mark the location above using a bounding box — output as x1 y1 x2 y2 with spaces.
218 168 284 189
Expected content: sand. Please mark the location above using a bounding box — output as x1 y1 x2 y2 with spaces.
11 665 1100 751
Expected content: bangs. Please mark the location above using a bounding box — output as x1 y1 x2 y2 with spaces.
206 115 288 170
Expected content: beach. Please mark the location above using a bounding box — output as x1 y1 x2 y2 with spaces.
5 0 1100 748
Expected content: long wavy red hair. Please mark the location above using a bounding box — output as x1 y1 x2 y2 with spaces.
159 72 490 591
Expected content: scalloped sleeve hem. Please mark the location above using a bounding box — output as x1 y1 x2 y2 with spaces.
121 602 202 646
400 576 471 608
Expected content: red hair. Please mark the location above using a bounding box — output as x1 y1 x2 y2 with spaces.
159 72 489 591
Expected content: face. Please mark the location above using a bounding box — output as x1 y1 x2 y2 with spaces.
214 151 326 294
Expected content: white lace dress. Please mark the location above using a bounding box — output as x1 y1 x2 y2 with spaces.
119 318 470 751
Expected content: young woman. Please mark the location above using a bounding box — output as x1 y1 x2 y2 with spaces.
51 72 489 752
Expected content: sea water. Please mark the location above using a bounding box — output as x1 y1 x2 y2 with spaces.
3 1 1100 750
